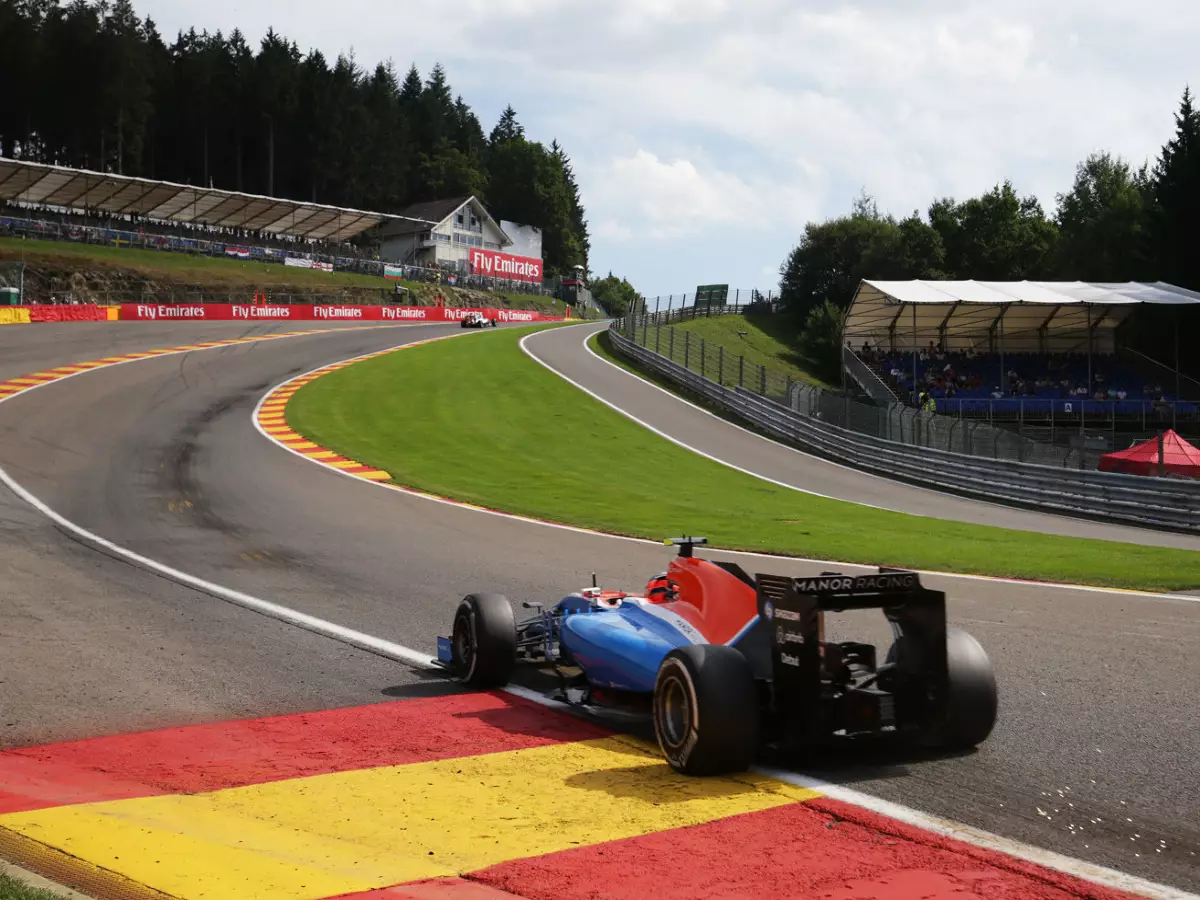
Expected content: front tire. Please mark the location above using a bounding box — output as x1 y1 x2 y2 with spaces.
653 645 759 775
451 593 517 688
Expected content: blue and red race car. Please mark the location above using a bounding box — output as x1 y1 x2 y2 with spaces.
435 537 998 775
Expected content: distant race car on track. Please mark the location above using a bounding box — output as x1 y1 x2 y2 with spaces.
461 311 496 328
434 537 999 776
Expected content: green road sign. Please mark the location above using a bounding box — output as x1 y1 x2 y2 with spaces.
695 284 728 307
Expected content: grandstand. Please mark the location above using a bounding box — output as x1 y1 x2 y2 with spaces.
0 157 419 242
0 158 566 298
843 280 1200 424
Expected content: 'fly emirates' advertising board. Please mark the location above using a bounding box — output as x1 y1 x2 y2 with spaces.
117 304 565 322
468 249 543 283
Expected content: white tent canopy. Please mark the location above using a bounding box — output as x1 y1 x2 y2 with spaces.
0 158 433 242
845 280 1200 354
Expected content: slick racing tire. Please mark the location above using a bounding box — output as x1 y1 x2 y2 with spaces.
942 626 998 748
887 626 997 749
451 593 517 688
653 644 758 776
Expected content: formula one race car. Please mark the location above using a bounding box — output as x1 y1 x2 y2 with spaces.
434 537 998 776
461 311 496 328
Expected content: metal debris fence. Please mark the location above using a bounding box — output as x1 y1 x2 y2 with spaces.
614 309 1195 472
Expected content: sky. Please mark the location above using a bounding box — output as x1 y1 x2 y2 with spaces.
133 1 1200 298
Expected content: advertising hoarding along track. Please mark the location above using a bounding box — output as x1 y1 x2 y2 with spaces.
117 304 565 323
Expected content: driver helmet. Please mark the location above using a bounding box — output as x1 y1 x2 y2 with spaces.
646 573 678 603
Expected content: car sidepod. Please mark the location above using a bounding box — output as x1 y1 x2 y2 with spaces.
558 600 703 693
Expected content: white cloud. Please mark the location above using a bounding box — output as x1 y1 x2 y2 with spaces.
590 150 814 240
132 0 1200 294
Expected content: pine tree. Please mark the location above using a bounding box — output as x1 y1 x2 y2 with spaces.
1148 88 1200 289
489 105 523 145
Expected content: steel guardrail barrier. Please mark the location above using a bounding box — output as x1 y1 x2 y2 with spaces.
607 323 1200 533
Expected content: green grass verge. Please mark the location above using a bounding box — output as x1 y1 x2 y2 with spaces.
0 872 66 900
0 236 561 312
656 311 830 387
287 326 1200 591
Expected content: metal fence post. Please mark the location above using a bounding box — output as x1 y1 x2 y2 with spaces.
760 365 766 394
655 316 662 354
719 346 725 384
669 327 675 359
700 339 706 378
684 332 690 369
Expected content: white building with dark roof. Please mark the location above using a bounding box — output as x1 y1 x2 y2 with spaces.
379 196 511 267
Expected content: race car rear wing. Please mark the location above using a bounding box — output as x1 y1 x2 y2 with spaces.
755 568 949 746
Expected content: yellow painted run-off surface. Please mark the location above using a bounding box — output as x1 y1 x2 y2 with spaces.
0 736 816 900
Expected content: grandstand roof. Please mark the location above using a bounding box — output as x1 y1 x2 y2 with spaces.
845 280 1200 351
0 158 434 242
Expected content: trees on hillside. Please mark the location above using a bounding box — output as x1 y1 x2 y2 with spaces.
0 0 589 275
780 89 1200 318
1055 152 1151 282
590 273 640 317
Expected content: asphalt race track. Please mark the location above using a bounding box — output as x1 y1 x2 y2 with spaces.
1 320 1198 893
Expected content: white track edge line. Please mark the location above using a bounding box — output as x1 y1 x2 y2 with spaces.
0 327 1192 900
518 325 1200 604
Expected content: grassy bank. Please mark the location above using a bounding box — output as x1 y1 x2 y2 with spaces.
654 311 829 387
0 235 565 313
286 326 1199 591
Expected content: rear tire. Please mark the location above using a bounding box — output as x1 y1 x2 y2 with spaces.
653 645 759 776
451 593 517 688
943 626 997 748
886 626 997 749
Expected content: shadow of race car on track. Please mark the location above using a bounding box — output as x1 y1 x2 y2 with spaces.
433 537 998 776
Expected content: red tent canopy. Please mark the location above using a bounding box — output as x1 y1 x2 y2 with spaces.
1098 430 1200 478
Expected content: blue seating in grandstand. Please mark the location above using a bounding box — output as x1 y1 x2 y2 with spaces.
871 350 1195 416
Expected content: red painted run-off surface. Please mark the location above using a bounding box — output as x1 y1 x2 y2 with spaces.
117 303 568 322
0 693 607 814
469 799 1143 900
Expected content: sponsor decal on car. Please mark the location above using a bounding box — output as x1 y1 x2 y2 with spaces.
793 573 918 595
